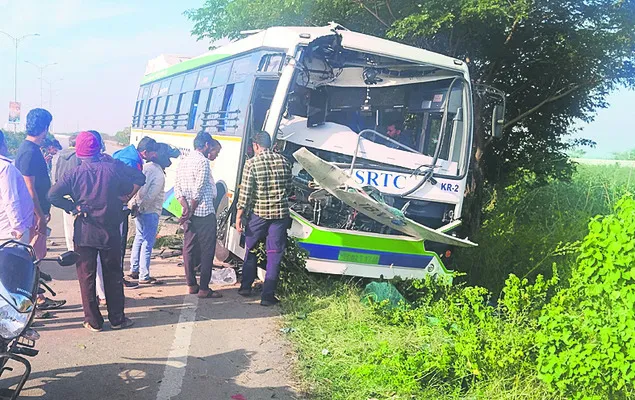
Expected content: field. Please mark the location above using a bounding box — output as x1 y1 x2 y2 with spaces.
278 163 635 400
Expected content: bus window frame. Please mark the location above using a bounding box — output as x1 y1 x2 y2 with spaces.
133 49 294 134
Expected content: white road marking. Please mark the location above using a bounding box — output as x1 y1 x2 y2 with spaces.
156 294 199 400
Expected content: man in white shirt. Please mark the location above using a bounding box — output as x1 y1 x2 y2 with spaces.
174 132 222 298
0 130 34 242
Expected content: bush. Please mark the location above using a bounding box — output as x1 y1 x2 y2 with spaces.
275 161 635 399
537 195 635 399
115 127 131 145
3 130 26 156
456 165 635 293
282 265 559 398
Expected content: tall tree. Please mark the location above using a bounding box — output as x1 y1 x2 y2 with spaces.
186 0 635 231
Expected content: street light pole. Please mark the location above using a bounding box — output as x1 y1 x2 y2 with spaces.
25 61 58 107
40 78 63 132
0 31 39 132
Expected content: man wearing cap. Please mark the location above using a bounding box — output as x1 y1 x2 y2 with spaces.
48 131 138 331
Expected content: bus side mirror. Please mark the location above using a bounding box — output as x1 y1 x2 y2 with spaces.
492 104 505 138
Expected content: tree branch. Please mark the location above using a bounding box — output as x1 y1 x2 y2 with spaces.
503 83 588 129
504 16 521 45
385 0 397 22
353 0 390 28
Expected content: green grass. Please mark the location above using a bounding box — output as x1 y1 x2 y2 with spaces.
280 163 633 399
281 283 559 400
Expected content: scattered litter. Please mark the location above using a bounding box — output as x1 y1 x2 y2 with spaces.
231 395 246 400
321 349 329 356
211 268 237 285
279 327 296 334
255 368 273 374
158 249 182 259
77 344 86 350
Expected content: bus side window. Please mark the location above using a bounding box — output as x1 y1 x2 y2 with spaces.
218 84 235 132
195 88 212 131
188 90 201 130
207 87 225 131
133 100 141 127
144 98 154 128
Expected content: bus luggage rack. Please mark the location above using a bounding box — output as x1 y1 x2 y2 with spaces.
201 109 240 131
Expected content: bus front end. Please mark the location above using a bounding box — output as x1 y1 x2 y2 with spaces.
274 29 474 280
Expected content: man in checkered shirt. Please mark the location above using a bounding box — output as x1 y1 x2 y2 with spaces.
236 131 292 306
174 131 222 298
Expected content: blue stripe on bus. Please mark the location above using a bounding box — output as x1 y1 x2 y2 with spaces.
297 242 434 269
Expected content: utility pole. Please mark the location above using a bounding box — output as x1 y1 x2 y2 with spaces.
0 31 39 133
41 78 63 132
25 61 57 107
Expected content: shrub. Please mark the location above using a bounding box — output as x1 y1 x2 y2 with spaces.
3 130 26 156
537 194 635 399
457 165 635 293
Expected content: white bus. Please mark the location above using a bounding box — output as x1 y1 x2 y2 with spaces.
131 23 493 279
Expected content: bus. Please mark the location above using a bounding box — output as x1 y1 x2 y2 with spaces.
131 23 495 280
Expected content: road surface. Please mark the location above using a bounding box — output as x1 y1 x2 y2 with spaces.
2 137 299 399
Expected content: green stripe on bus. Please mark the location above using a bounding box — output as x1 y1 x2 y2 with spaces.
292 214 428 255
141 53 232 85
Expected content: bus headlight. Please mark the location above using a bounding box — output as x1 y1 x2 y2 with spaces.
0 296 30 340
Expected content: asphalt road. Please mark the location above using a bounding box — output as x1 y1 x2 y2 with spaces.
1 137 299 399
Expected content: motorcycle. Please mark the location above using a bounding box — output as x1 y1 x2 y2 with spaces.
0 240 78 399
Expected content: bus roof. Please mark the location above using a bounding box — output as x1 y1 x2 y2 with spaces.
140 23 469 86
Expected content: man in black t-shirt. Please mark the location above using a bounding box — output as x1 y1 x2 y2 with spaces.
15 108 53 259
15 108 66 313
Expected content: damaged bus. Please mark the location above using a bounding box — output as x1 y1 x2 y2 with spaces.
131 23 498 280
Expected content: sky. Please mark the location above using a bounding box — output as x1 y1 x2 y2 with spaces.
0 1 632 158
0 0 210 135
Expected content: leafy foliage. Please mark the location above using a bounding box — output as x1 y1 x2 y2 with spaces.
282 269 559 398
115 126 131 145
455 164 635 292
276 168 635 399
252 237 317 295
613 148 635 161
186 0 635 194
2 130 27 157
537 195 635 399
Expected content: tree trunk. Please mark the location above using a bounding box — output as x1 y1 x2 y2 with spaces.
462 96 487 285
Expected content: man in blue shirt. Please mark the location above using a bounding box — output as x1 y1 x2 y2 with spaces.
113 137 158 287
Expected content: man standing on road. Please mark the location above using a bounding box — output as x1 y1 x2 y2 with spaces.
48 131 137 331
236 131 292 306
55 133 108 305
0 130 34 243
113 137 158 288
15 109 66 312
15 108 53 259
127 144 167 285
174 132 222 299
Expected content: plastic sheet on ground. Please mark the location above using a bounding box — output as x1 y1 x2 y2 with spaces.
212 267 237 285
361 281 407 309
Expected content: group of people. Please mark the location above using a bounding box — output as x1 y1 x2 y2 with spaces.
0 107 294 331
173 129 292 307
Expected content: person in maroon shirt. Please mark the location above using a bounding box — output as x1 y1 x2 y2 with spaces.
48 131 138 332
